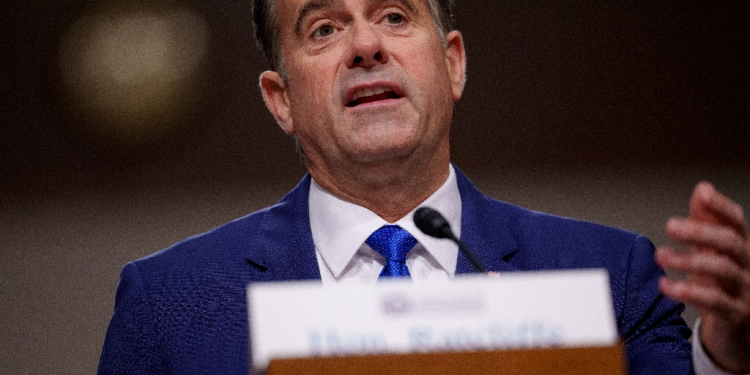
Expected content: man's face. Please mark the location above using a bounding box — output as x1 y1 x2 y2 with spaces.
263 0 465 174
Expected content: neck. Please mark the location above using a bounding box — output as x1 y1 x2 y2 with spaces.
308 150 450 223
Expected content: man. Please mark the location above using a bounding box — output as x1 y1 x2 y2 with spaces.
98 0 750 373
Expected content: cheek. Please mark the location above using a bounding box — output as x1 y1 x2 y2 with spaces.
285 59 342 146
401 46 452 108
288 54 340 106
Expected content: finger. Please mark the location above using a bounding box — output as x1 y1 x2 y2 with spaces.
690 181 748 237
659 277 744 317
666 218 750 267
655 248 744 294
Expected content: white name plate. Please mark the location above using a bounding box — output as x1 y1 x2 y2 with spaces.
248 269 617 371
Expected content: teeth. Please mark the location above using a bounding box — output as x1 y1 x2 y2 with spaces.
353 89 365 101
351 86 391 102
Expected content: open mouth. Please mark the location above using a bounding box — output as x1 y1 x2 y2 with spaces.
347 87 402 107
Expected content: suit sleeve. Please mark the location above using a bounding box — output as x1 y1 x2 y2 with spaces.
619 235 693 375
98 262 166 375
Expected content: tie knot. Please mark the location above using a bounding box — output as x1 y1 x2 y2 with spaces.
366 225 417 278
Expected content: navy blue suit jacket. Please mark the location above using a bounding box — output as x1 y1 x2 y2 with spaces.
98 169 693 374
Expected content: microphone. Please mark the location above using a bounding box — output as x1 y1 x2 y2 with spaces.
413 207 488 273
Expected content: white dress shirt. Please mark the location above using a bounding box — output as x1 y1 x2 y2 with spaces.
310 165 461 284
307 164 736 374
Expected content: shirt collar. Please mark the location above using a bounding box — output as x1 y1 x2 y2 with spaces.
309 165 462 278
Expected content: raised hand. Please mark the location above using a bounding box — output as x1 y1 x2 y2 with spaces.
656 182 750 373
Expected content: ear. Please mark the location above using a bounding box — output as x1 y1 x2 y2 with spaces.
444 30 467 102
259 70 295 135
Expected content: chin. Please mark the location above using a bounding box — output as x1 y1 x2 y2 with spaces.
346 141 418 164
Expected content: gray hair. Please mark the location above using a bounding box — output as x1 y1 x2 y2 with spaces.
252 0 455 79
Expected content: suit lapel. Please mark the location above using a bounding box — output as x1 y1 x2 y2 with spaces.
454 167 520 274
245 175 322 281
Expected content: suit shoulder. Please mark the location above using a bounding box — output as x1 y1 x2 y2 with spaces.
456 169 641 247
491 197 639 240
483 197 651 267
131 204 274 275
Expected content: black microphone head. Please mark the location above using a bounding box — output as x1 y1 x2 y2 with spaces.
414 207 453 239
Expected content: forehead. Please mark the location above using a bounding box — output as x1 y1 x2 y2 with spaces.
274 0 428 27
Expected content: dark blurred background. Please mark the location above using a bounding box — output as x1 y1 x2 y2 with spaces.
1 0 748 373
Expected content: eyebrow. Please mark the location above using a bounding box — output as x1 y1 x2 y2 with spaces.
293 0 419 38
294 0 340 37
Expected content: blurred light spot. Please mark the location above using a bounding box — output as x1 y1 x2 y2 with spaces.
58 3 208 145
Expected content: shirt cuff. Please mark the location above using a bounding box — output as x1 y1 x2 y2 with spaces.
693 318 750 375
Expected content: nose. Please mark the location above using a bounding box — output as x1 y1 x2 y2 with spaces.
345 21 388 69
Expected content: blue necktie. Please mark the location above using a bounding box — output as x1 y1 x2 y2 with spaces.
366 225 417 278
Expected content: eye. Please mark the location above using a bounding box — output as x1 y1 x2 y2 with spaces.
386 13 404 25
314 24 336 38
